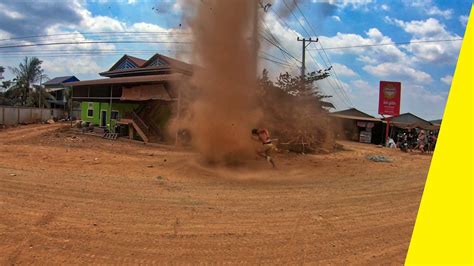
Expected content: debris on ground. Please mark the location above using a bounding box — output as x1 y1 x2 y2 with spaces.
367 155 392 163
47 119 55 124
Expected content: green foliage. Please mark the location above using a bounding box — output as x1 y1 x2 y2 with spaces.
259 69 332 102
26 87 52 108
257 69 336 152
7 57 47 106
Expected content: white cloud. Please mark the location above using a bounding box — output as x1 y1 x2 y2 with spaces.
332 15 341 22
77 7 126 32
43 56 103 76
260 1 450 117
127 0 137 4
318 28 409 64
401 84 447 120
332 63 358 77
261 12 302 69
346 81 447 119
385 17 462 64
386 17 445 37
363 62 433 84
344 79 379 114
459 15 469 27
425 6 453 19
312 0 374 8
0 29 10 39
440 75 453 86
404 0 453 19
380 4 390 11
29 1 193 78
0 2 25 20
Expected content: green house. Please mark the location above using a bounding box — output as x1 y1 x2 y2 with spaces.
70 54 192 143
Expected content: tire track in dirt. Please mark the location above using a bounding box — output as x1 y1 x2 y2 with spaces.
0 124 431 264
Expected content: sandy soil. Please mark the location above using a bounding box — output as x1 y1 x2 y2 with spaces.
0 123 431 264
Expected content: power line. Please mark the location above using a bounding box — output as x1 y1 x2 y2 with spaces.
259 17 300 69
0 48 189 55
268 1 339 108
282 0 350 108
259 55 298 68
259 32 301 63
0 40 193 50
0 52 294 70
291 0 353 108
283 0 350 108
260 50 298 69
292 0 352 107
0 31 192 42
307 38 464 51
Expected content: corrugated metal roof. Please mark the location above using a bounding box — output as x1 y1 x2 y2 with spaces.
100 53 192 77
387 113 432 126
126 55 147 67
329 113 382 122
43 76 79 86
68 73 183 87
331 108 377 119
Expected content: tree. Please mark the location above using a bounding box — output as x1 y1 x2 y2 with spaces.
259 69 332 105
26 85 52 108
9 57 47 106
1 80 12 91
257 69 335 153
275 71 330 98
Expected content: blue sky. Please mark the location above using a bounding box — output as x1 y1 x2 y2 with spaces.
0 0 472 120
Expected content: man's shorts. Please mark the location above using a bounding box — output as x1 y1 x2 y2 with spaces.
262 142 276 155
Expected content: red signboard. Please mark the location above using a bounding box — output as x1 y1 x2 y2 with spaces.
378 81 401 116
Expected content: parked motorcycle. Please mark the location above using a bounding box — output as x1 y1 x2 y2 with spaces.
398 133 409 152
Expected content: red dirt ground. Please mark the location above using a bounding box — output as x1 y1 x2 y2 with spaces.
0 123 431 264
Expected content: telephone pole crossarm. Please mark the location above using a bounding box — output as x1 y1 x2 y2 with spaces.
297 37 319 79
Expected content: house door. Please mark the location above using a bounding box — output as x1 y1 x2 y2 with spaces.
101 110 107 127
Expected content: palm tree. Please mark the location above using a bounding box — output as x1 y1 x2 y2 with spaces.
9 57 47 106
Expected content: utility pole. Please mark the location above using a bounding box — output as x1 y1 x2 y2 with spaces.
297 37 318 80
39 75 42 109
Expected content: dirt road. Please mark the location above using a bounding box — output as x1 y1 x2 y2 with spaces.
0 124 431 264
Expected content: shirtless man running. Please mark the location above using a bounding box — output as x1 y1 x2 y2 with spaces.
251 128 276 168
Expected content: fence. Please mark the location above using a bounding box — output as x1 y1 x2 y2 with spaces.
0 106 66 125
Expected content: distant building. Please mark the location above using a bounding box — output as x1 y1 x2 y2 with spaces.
430 119 442 128
384 113 436 130
329 108 385 144
383 113 441 143
69 54 192 143
43 76 80 109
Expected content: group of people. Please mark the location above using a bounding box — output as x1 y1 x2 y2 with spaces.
391 129 438 153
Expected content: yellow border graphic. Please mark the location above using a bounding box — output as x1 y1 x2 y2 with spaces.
405 5 473 265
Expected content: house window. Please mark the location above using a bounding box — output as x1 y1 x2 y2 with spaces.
111 110 119 120
87 102 94 117
149 58 167 67
116 59 137 70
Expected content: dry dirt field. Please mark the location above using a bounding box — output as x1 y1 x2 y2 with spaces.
0 123 432 264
